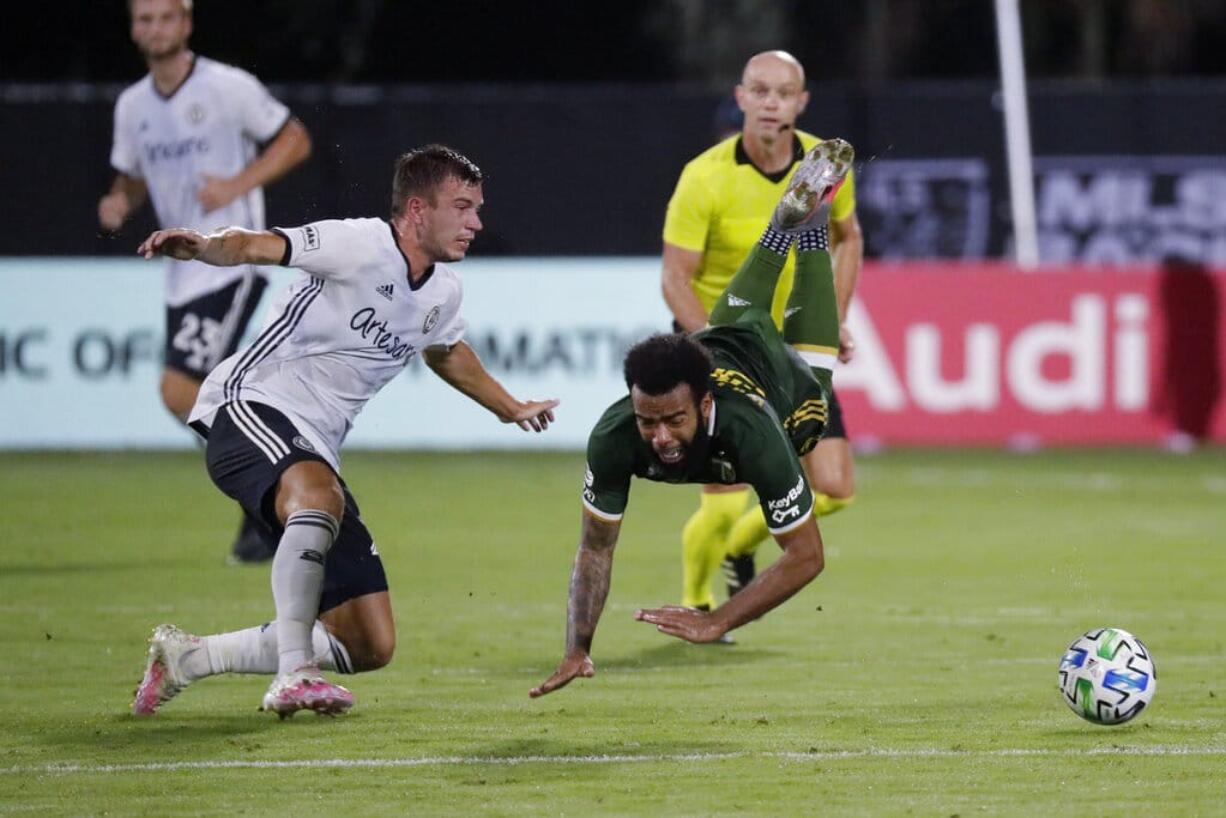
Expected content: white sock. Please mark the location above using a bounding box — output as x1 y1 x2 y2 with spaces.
272 510 339 675
180 620 354 681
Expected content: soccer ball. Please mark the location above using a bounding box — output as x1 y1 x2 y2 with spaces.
1058 627 1156 725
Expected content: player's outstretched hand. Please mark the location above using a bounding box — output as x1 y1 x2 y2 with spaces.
838 324 856 364
138 228 207 261
635 605 729 644
530 652 594 698
511 399 560 432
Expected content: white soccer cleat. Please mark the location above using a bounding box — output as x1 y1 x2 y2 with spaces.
770 138 855 233
261 666 354 719
131 624 199 716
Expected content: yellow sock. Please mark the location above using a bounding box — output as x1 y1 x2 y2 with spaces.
812 492 854 517
681 489 751 608
726 504 770 559
725 493 856 559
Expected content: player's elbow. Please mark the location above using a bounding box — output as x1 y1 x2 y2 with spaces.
287 118 313 163
795 541 824 583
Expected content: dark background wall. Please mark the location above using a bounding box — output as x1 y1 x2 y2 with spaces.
3 80 1225 259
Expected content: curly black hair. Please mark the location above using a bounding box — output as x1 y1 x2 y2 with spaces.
623 333 713 404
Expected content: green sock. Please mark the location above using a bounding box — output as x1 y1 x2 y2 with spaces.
783 234 839 395
708 229 794 327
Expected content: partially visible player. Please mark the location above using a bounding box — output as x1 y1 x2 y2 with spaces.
532 139 852 698
98 0 313 563
661 50 864 615
131 145 559 718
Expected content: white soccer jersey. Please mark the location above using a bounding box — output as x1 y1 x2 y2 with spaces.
189 217 468 472
110 56 291 306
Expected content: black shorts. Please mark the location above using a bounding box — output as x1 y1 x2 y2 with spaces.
166 274 268 380
825 386 848 441
195 400 389 614
674 319 850 442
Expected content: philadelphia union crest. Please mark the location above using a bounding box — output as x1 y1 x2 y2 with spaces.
423 305 441 333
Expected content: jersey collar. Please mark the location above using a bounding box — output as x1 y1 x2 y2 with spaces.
152 53 198 102
387 221 436 291
734 134 805 184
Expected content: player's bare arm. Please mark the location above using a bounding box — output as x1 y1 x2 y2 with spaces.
530 511 621 698
830 211 864 362
137 227 287 266
424 341 559 431
98 174 148 232
198 118 313 212
661 242 709 332
636 514 824 642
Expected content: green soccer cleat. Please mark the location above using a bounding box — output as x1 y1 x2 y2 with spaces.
770 138 855 233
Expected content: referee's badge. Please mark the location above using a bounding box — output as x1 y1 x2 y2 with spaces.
423 305 441 333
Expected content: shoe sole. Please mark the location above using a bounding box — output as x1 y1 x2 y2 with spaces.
131 653 168 716
263 691 354 720
775 138 855 231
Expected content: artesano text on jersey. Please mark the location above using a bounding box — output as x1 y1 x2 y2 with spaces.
190 218 468 471
110 56 291 305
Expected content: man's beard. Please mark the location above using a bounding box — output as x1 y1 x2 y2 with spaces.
142 41 186 61
648 422 713 482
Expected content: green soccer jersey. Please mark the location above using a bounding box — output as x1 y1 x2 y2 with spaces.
583 317 824 536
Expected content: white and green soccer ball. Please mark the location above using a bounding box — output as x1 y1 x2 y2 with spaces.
1058 627 1156 725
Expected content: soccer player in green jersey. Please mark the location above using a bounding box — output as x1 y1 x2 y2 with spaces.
662 51 863 616
531 138 853 698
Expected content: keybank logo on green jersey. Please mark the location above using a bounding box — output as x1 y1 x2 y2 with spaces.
767 473 806 524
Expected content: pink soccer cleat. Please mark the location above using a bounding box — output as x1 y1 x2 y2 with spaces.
261 666 354 719
770 138 855 233
131 624 199 716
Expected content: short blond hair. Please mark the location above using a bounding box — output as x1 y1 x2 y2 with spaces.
129 0 193 13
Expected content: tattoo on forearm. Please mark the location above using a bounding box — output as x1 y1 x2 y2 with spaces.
565 516 619 653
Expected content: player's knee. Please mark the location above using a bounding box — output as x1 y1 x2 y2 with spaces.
278 469 345 522
815 472 855 501
353 632 395 671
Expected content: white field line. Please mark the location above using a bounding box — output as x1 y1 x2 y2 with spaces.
3 746 1225 776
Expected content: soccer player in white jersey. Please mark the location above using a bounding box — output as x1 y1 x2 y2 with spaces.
97 0 312 563
130 145 559 718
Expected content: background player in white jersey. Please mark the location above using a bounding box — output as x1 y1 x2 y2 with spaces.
97 0 312 563
129 145 558 718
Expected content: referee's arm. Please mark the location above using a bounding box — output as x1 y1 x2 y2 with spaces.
661 241 707 333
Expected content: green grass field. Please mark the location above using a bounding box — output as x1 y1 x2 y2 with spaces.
1 448 1223 816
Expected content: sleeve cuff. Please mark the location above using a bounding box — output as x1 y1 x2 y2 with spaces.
257 113 294 151
582 498 624 523
269 228 292 266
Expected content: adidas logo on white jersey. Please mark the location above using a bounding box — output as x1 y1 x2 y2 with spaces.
727 294 751 307
375 283 394 301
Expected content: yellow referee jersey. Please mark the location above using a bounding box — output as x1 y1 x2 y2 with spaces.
663 131 856 325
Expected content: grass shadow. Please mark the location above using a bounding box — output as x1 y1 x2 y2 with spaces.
602 640 780 671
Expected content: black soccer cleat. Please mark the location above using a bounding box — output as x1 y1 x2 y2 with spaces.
722 554 757 599
228 514 277 564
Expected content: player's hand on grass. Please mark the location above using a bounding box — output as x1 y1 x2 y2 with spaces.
530 652 594 698
138 228 207 261
838 324 856 364
635 605 729 644
198 174 241 213
510 399 560 432
98 193 130 232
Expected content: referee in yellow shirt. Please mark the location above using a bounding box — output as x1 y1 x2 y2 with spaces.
662 50 863 615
